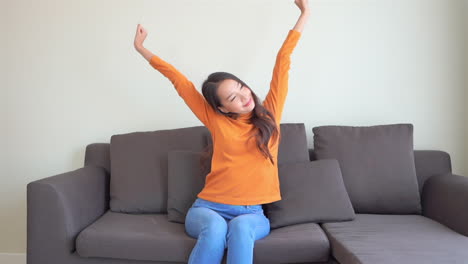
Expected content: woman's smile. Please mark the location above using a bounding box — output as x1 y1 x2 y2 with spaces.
244 98 252 107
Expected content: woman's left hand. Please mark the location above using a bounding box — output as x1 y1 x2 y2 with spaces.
294 0 310 15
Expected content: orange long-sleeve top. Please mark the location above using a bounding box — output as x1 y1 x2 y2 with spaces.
149 29 302 205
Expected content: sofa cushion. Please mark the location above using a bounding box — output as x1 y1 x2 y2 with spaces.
255 222 330 263
277 123 310 165
110 126 210 213
76 211 331 263
167 150 209 224
265 159 355 229
76 211 196 263
322 214 468 264
312 123 421 214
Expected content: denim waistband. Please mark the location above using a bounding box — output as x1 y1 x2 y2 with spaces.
191 198 264 220
194 198 262 208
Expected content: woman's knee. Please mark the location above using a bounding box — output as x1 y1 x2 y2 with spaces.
228 216 253 236
227 214 270 240
185 207 228 239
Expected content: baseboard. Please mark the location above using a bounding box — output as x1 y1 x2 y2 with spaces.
0 253 26 264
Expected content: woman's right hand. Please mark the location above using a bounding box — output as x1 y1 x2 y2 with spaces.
294 0 310 15
134 24 148 51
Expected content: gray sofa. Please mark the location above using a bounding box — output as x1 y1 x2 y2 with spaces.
27 123 468 264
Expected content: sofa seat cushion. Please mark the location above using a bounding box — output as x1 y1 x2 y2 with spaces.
322 214 468 264
76 211 195 262
76 211 330 263
255 222 331 263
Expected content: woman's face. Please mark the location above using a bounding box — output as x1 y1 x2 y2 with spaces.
216 79 255 114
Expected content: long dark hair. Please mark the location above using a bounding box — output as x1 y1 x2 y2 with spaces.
199 72 279 169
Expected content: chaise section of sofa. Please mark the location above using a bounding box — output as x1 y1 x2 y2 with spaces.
322 214 468 264
317 150 468 264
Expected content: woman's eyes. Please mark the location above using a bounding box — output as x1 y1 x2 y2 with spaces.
230 85 244 102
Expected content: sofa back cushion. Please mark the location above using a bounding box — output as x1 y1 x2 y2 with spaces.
167 150 209 223
109 123 309 214
277 123 310 165
265 159 355 229
109 126 210 213
308 149 453 197
312 123 421 214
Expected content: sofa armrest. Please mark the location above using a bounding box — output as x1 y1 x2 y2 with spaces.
422 173 468 236
27 166 109 260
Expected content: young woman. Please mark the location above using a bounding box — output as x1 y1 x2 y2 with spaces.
134 1 310 263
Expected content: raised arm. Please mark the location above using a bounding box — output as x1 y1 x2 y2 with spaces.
263 0 310 123
133 24 215 129
292 0 310 33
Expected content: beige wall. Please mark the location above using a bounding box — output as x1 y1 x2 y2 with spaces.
464 0 468 177
1 0 6 208
2 0 467 257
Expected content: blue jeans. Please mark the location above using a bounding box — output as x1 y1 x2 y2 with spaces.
185 198 270 264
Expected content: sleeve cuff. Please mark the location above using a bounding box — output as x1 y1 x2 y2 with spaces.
290 29 302 37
